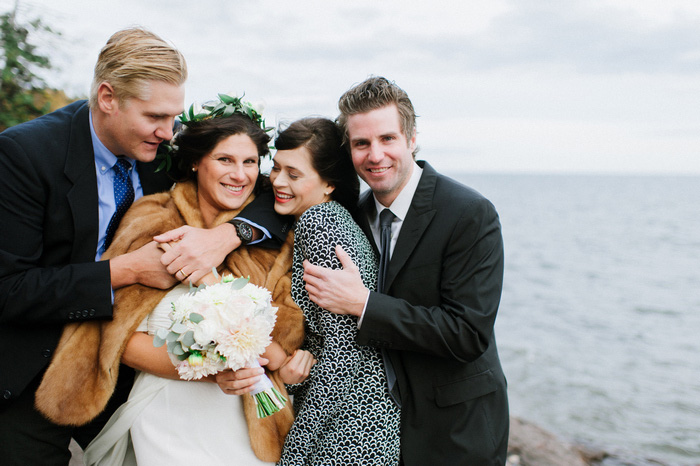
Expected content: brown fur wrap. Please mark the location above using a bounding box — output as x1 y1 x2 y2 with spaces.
34 181 303 462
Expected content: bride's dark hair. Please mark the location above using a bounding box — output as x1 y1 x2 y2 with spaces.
170 115 271 193
274 118 359 215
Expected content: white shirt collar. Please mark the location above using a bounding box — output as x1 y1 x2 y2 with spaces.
372 162 423 222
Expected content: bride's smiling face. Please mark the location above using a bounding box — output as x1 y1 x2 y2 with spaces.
269 146 334 219
194 133 259 226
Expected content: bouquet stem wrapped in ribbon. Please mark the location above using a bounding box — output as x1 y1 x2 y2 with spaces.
154 275 286 418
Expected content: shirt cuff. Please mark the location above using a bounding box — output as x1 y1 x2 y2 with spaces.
357 290 371 328
236 217 271 244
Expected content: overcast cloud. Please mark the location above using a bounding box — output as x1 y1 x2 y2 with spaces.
3 0 700 174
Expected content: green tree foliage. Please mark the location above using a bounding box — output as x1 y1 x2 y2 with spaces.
0 3 57 131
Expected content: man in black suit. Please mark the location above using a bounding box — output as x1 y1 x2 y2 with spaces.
0 28 269 465
303 77 510 465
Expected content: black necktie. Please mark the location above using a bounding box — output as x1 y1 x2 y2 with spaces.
377 209 395 293
377 208 400 405
103 158 135 253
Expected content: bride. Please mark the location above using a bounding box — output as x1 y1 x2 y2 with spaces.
74 96 311 465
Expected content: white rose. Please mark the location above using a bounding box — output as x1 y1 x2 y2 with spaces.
193 319 219 346
217 295 255 327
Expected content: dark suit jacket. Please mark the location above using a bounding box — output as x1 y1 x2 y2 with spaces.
356 161 509 465
0 101 284 409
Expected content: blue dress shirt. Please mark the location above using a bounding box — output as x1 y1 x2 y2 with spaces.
90 112 144 260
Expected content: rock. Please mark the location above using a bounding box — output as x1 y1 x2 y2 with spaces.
508 416 589 466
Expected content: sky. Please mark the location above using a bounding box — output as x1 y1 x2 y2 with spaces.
3 0 700 174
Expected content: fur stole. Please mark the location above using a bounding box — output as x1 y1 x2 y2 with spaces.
34 181 303 462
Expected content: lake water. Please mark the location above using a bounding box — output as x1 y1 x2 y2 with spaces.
455 173 700 465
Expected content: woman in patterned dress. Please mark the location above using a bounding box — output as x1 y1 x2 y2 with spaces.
270 118 401 465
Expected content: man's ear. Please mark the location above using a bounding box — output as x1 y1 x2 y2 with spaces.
408 128 417 153
96 82 118 114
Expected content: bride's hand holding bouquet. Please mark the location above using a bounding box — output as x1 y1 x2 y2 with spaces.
154 274 287 418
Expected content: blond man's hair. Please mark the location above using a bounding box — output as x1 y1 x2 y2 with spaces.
89 27 187 107
337 76 417 156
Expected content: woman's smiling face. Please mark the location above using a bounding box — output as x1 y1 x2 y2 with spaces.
269 146 334 219
194 133 259 226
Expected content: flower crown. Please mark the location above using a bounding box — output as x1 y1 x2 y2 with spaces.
155 93 272 172
180 93 269 129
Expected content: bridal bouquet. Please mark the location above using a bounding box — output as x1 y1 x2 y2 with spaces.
154 275 286 418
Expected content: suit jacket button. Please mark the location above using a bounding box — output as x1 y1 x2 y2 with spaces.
89 309 96 317
2 390 11 400
82 309 89 317
43 349 52 358
68 312 74 320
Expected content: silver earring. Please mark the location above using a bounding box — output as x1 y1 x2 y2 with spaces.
192 167 197 172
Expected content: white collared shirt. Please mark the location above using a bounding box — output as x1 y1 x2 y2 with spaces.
359 162 423 326
369 162 423 259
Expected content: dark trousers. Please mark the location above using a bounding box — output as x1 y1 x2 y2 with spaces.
0 368 134 465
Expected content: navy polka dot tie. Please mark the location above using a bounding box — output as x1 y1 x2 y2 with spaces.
103 158 135 252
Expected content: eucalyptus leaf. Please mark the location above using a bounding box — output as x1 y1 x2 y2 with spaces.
181 330 196 347
230 276 250 290
169 341 185 356
153 334 166 348
172 322 188 334
166 331 179 342
189 312 204 324
177 352 189 361
167 340 179 353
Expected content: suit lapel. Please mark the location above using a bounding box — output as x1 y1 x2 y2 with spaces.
64 103 99 262
357 190 379 255
384 161 437 291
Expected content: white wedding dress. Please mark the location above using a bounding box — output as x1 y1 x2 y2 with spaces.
83 284 272 466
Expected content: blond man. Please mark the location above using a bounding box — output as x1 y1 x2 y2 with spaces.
0 28 268 464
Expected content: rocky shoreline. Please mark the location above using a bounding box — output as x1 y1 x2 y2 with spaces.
506 416 692 466
69 416 691 465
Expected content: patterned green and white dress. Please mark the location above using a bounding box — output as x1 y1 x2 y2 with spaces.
279 201 401 466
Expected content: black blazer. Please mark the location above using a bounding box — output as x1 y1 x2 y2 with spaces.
356 162 509 465
0 101 173 405
0 101 284 407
